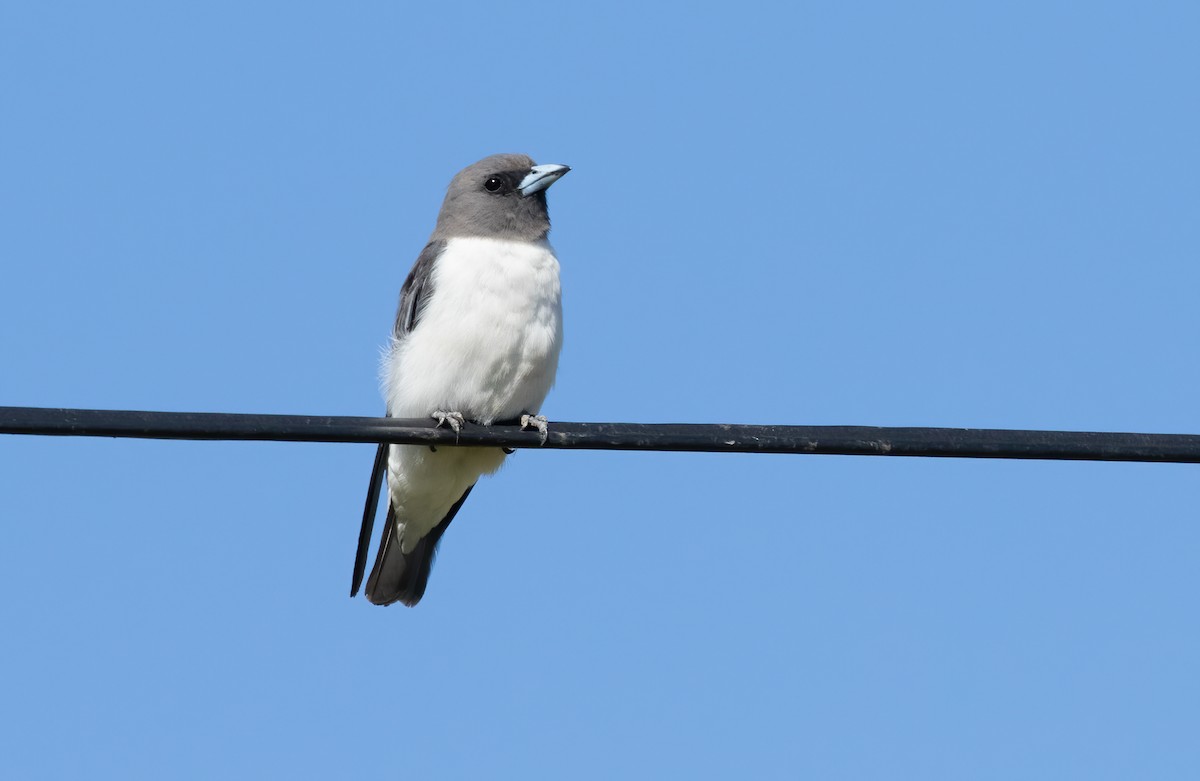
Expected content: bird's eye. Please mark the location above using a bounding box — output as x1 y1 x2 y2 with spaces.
484 177 503 192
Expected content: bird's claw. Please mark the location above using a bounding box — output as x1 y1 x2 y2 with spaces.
520 414 550 445
432 410 465 441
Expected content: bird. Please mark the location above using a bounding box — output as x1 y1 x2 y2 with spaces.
350 153 570 606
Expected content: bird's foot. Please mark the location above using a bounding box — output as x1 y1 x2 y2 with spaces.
432 410 466 442
520 414 550 445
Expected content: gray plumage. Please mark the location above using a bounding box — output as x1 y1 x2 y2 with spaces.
364 487 474 606
429 154 553 243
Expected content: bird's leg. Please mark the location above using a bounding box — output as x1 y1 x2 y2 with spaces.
520 413 550 445
431 410 466 443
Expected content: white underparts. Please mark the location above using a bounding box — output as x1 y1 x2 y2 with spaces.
382 236 563 551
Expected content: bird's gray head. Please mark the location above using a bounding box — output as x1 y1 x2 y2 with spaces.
430 153 570 242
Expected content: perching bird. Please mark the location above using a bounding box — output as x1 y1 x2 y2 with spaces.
350 154 570 606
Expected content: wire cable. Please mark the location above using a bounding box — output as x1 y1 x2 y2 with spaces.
2 405 1198 463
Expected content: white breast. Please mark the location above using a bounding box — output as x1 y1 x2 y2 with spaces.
381 236 563 545
384 235 563 423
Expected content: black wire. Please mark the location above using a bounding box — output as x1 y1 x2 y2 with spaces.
2 405 1199 463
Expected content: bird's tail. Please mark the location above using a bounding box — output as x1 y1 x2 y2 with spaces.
364 487 474 607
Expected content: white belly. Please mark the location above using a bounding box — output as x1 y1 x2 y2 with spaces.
382 236 563 547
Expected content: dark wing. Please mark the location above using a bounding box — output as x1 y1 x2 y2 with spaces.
393 240 445 340
350 442 388 596
350 240 447 598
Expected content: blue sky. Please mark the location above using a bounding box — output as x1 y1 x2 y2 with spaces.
2 2 1198 778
